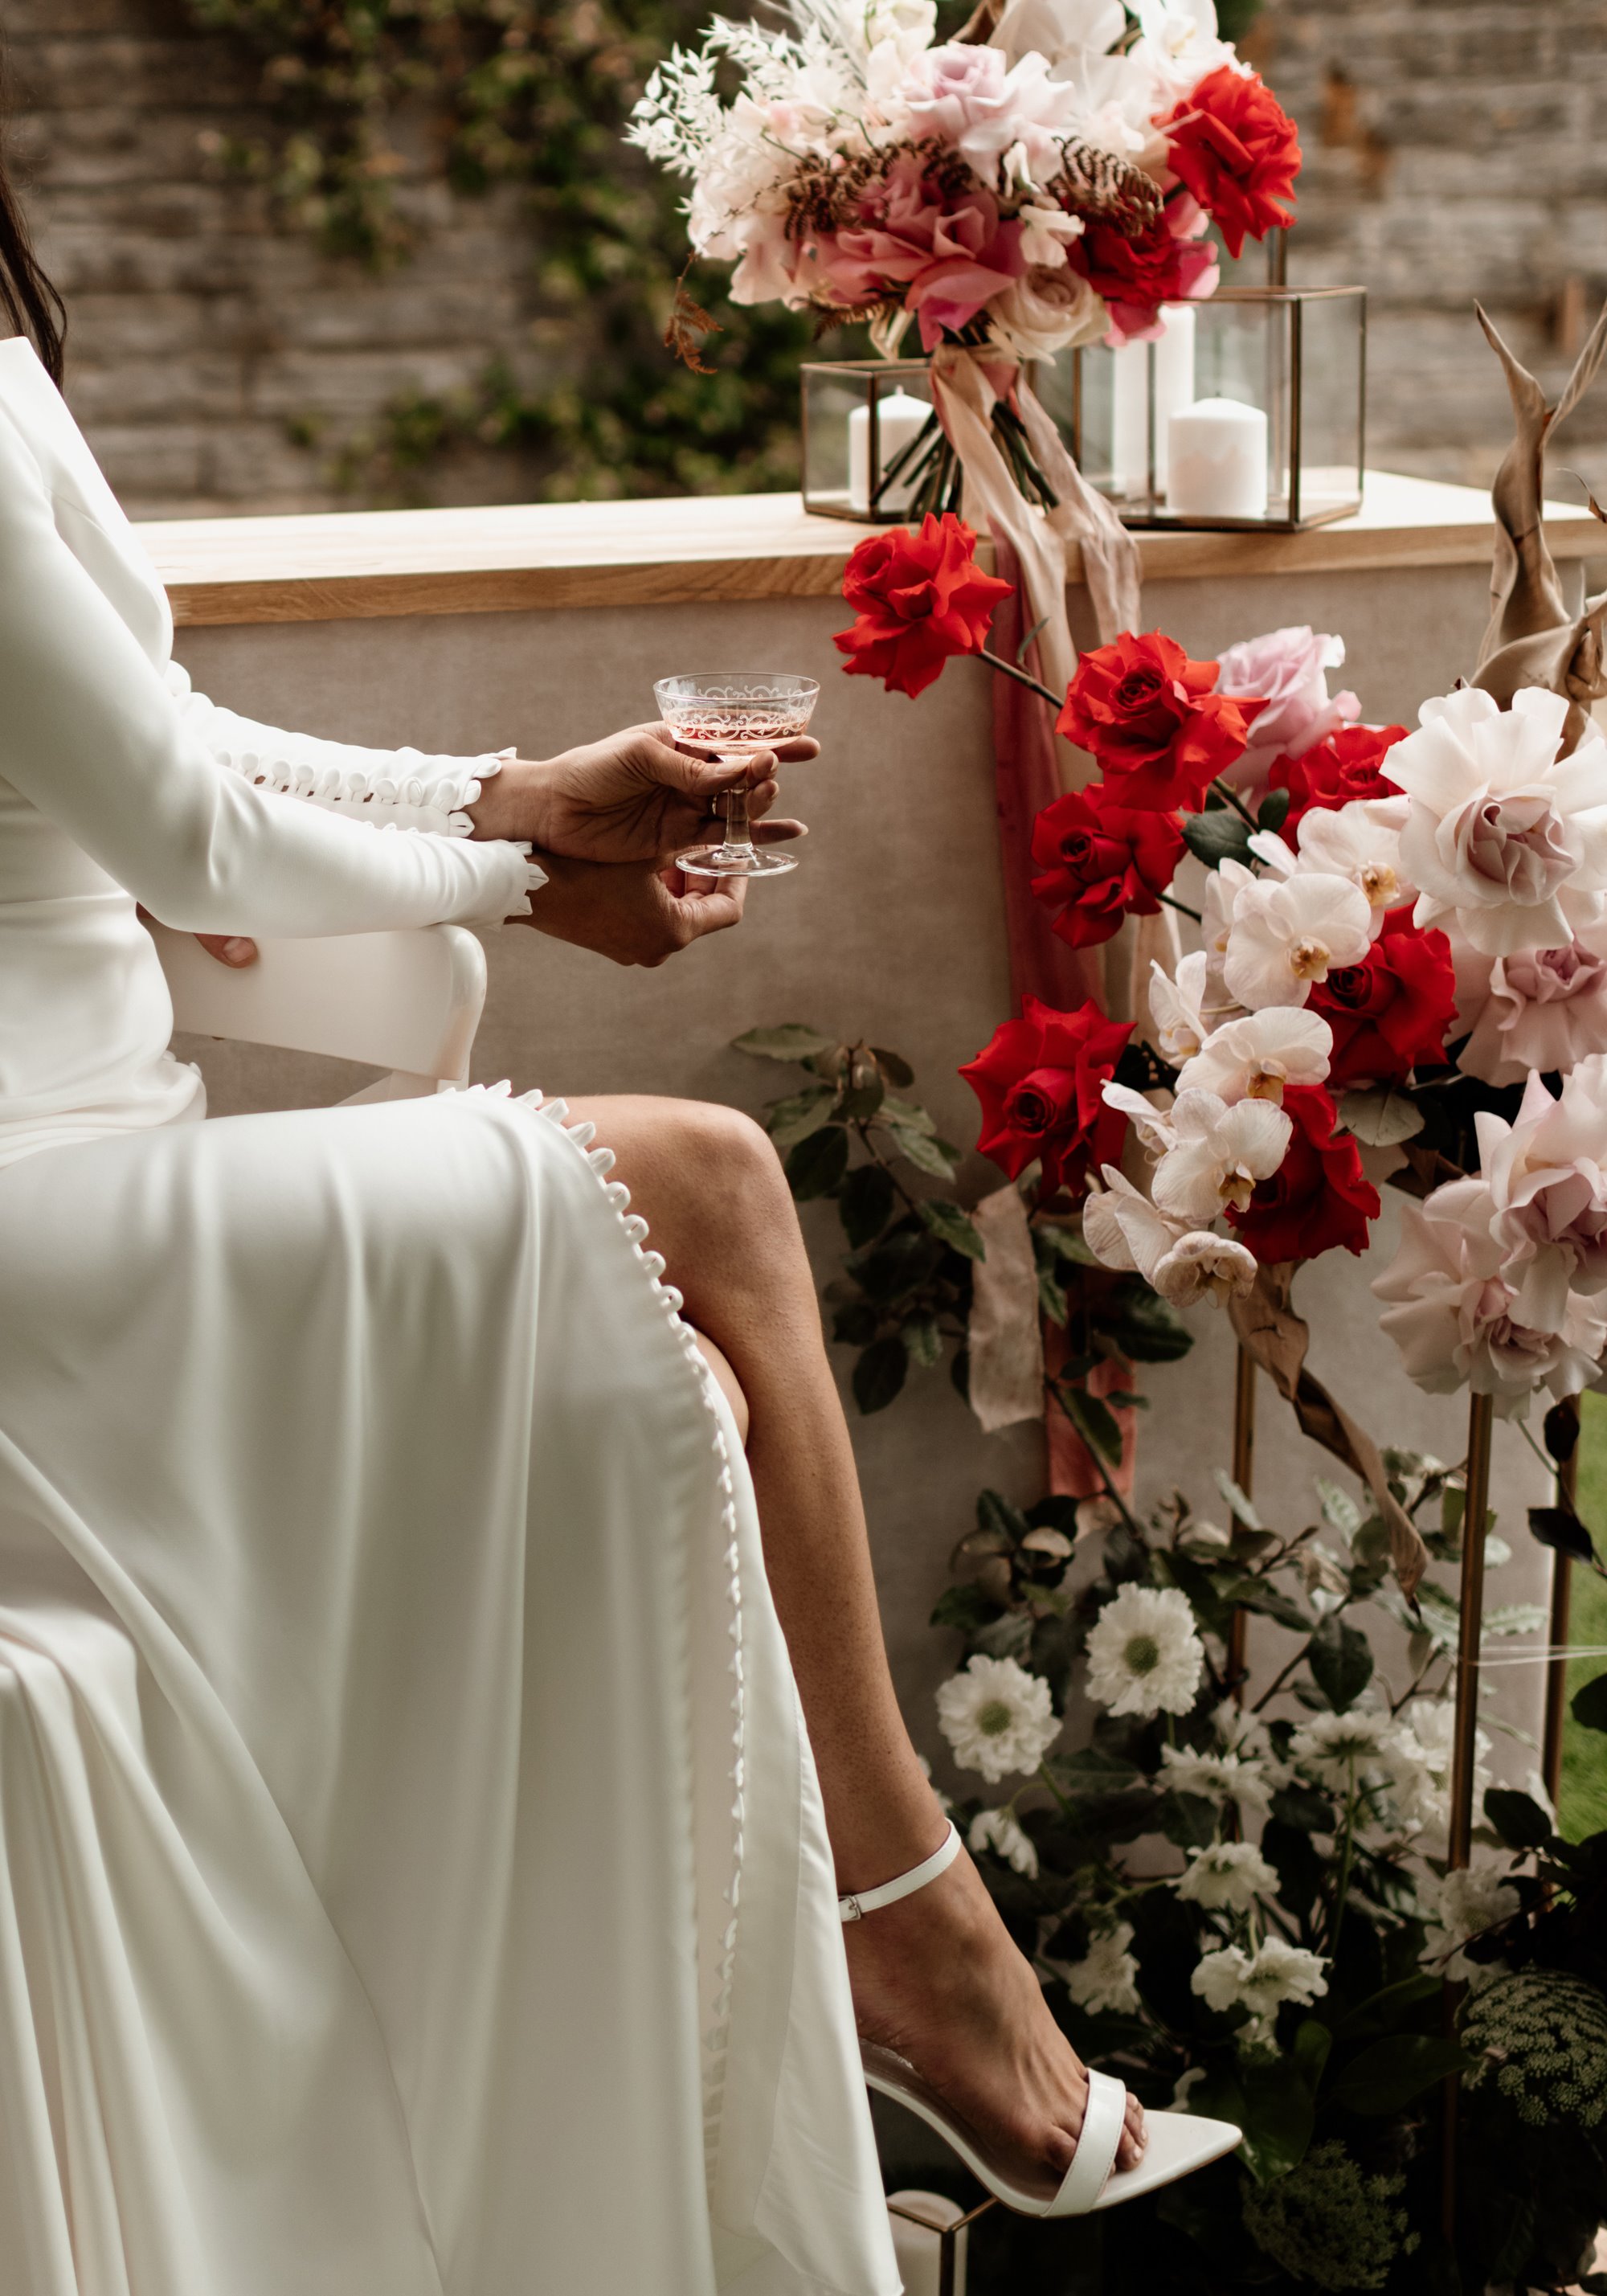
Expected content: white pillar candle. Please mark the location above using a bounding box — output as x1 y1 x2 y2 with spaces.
886 2190 969 2296
848 389 932 515
1109 304 1196 500
1166 394 1269 518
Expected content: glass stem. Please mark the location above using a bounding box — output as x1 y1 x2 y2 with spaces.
720 762 754 857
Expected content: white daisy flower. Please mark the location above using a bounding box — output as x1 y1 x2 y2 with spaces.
1085 1583 1205 1718
935 1654 1060 1783
1192 1938 1330 2019
1159 1742 1276 1817
1382 1699 1487 1835
1150 1088 1292 1226
967 1805 1039 1877
1176 1840 1280 1913
1419 1860 1520 1988
1061 1920 1142 2016
1289 1708 1397 1788
1176 1008 1334 1105
1223 872 1372 1009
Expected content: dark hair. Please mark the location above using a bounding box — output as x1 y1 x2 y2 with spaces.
0 87 63 383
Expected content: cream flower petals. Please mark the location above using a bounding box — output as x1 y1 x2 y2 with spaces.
1149 1089 1291 1226
1148 950 1211 1063
935 1653 1061 1782
1085 1583 1204 1717
1176 1008 1333 1103
1060 1920 1142 2016
1082 1168 1256 1304
1192 1939 1329 2019
1475 1060 1607 1326
1223 872 1372 1009
1152 1230 1258 1305
1176 1839 1279 1913
1386 686 1607 956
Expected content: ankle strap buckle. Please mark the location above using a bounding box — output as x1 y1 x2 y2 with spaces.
837 1820 961 1924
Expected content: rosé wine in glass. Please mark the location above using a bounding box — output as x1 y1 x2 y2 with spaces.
654 671 820 879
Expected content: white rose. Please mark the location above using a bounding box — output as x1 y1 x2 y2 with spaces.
990 262 1107 357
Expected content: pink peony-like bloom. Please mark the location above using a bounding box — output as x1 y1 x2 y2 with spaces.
1214 626 1360 796
1454 929 1607 1086
1385 687 1607 957
898 43 1080 180
808 153 1027 350
1372 1189 1606 1416
1470 1062 1607 1332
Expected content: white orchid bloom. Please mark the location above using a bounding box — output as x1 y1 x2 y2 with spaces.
1131 0 1236 96
987 0 1125 72
1290 796 1416 935
1151 1089 1292 1226
1387 686 1607 957
1101 1080 1179 1160
1176 1008 1334 1103
1082 1165 1182 1276
1151 1230 1259 1304
1222 871 1372 1009
1148 951 1211 1063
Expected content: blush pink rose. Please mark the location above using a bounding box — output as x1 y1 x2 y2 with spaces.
1455 928 1607 1086
810 153 1026 350
1214 626 1360 796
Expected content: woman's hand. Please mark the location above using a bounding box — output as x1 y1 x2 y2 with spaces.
515 852 749 967
468 723 812 866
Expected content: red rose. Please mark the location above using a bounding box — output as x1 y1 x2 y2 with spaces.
833 511 1014 700
1271 724 1409 843
1226 1084 1380 1265
1057 630 1263 810
1306 909 1457 1088
960 994 1133 1198
1160 68 1301 260
1029 784 1185 950
1065 207 1217 342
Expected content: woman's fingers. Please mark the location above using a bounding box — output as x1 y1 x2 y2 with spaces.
750 819 808 845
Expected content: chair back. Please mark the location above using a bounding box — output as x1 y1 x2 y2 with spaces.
149 922 488 1093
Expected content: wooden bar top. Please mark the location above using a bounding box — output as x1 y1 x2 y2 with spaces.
137 472 1603 629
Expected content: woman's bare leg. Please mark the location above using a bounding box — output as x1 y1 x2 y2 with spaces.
562 1093 1144 2177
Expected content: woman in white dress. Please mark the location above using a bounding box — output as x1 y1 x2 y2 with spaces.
0 155 1192 2296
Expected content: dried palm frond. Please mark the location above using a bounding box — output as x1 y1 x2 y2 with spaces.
1472 301 1607 750
1045 140 1163 235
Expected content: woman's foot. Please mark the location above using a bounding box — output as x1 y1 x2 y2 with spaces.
843 1846 1147 2182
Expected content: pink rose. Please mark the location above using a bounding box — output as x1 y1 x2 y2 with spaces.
810 153 1026 350
1214 626 1360 796
1455 928 1607 1086
898 44 1078 178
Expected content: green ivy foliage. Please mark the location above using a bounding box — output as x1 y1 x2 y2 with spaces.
184 0 877 499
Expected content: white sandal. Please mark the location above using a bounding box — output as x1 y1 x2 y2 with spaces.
840 1823 1242 2220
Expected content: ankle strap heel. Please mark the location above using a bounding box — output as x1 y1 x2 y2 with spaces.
837 1820 961 1923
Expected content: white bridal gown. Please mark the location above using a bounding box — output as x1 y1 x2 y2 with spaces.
0 338 899 2296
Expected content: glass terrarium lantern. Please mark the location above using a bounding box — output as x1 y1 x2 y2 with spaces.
1035 285 1366 532
799 359 943 524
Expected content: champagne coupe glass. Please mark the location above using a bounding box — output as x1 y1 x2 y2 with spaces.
654 672 820 879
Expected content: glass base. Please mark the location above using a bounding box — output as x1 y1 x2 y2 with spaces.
677 842 799 879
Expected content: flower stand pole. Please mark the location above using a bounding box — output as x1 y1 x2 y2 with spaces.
1542 1396 1581 1807
1441 1389 1497 2235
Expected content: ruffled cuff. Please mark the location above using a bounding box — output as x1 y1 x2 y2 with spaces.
458 838 547 928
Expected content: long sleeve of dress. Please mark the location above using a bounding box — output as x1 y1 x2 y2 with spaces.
0 403 540 936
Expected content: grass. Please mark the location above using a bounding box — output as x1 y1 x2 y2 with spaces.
1559 1390 1607 1840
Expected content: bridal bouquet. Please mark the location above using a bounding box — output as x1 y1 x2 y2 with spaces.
628 0 1300 370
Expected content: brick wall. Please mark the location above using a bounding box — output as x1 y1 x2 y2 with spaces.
5 0 1607 515
4 0 546 515
1257 0 1607 487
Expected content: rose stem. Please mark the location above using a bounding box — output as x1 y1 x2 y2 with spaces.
977 648 1062 707
1156 889 1203 923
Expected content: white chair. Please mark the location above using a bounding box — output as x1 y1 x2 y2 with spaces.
149 923 488 1101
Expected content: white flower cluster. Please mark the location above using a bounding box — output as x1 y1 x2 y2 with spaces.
1192 1936 1328 2040
935 1652 1061 1782
1420 1860 1520 1987
1084 1583 1206 1717
1057 1917 1143 2016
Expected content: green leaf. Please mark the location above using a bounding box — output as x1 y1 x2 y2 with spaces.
900 1309 943 1368
916 1199 986 1261
1317 1478 1363 1543
870 1046 914 1088
1483 1786 1552 1850
1328 2033 1470 2115
1214 1469 1264 1531
732 1024 835 1062
837 1162 897 1249
1530 1504 1602 1570
784 1124 848 1200
1236 2054 1317 2182
763 1085 837 1150
1221 1577 1312 1634
1181 807 1254 869
839 1076 885 1122
1103 1283 1192 1363
831 1300 878 1347
1037 1263 1070 1326
848 1227 941 1304
1308 1615 1374 1713
1257 785 1292 833
853 1336 907 1414
1057 1385 1124 1465
930 1583 1002 1634
1544 1399 1580 1464
1572 1672 1607 1734
1338 1087 1425 1147
885 1124 962 1181
879 1095 935 1136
